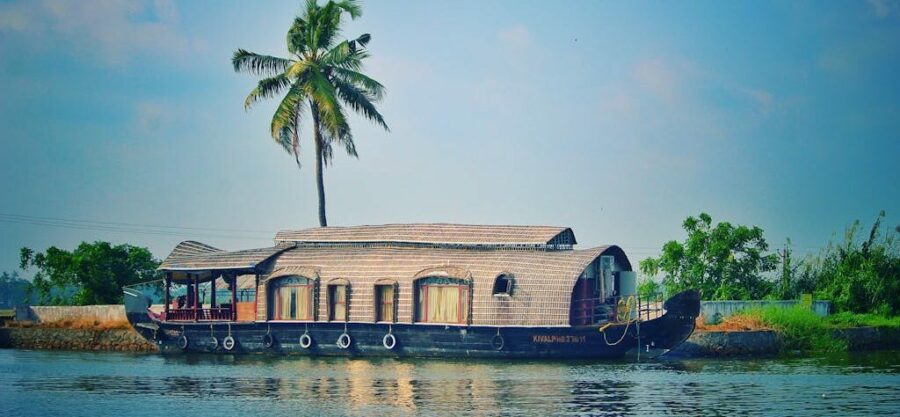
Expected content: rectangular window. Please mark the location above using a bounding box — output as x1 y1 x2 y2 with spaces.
417 285 468 324
274 285 313 320
329 285 347 321
376 285 394 322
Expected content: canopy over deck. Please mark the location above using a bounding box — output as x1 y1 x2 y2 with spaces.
159 241 294 277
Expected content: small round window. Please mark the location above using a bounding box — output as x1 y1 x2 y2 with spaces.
492 274 513 296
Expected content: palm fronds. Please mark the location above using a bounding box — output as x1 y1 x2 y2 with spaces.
232 49 293 76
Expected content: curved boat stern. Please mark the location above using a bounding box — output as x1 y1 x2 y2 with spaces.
123 288 159 340
635 290 700 356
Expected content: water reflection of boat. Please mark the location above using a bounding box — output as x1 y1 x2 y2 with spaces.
124 224 699 359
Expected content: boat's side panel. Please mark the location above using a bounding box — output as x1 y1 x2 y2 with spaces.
140 322 638 358
126 289 699 359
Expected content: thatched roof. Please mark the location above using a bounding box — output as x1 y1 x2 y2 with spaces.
275 224 576 248
214 274 257 290
159 241 294 272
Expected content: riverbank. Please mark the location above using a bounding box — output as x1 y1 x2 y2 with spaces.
0 326 157 352
669 326 900 357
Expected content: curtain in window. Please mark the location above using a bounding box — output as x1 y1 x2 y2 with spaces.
427 286 460 323
296 286 310 320
279 286 293 319
377 285 394 322
331 285 347 321
273 285 312 320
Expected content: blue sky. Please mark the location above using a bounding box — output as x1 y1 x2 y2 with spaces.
0 0 898 276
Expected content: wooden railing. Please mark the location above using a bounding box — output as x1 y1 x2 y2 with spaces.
165 307 233 322
571 294 666 325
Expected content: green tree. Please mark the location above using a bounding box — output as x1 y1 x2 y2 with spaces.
19 242 160 305
232 0 389 227
636 276 662 299
774 238 801 299
639 213 779 300
803 211 899 315
0 271 35 308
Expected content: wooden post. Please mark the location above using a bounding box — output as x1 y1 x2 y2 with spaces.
231 273 238 321
210 273 217 310
164 273 171 316
254 273 260 322
193 274 199 322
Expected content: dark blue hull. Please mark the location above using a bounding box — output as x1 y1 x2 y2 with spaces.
125 289 699 359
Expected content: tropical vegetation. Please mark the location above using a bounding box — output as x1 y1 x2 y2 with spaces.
232 0 389 227
19 242 160 305
0 271 37 308
638 211 899 316
638 213 779 300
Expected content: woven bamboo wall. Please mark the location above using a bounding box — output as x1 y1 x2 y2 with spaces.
251 245 629 326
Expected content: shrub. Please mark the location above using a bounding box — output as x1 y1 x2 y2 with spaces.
755 306 847 352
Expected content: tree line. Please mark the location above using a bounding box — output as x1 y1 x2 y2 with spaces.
638 211 899 316
5 212 896 316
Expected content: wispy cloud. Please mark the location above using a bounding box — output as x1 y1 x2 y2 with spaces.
498 24 532 49
632 58 687 103
134 100 169 133
595 55 783 143
0 0 203 66
867 0 900 19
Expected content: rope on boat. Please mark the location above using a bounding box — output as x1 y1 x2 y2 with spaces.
599 295 641 346
600 319 633 346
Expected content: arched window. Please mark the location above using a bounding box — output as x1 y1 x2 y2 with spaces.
492 274 513 296
268 276 315 321
415 277 469 324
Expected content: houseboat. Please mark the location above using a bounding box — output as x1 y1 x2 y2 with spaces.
124 224 699 358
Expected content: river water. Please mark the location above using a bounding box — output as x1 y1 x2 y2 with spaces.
1 349 898 416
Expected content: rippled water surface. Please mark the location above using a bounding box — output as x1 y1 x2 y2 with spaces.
1 349 898 416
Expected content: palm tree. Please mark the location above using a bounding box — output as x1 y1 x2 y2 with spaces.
233 0 388 227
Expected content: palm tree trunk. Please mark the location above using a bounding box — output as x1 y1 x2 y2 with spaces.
312 112 328 227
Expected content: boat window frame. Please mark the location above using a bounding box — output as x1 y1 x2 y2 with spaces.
492 274 514 297
327 282 350 322
374 282 397 323
414 276 470 325
268 275 316 321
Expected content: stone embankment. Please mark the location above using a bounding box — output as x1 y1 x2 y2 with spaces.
0 327 157 352
670 326 900 357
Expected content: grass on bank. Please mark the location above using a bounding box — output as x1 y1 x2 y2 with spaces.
700 306 900 353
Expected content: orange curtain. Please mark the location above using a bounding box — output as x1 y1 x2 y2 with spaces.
296 286 311 320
